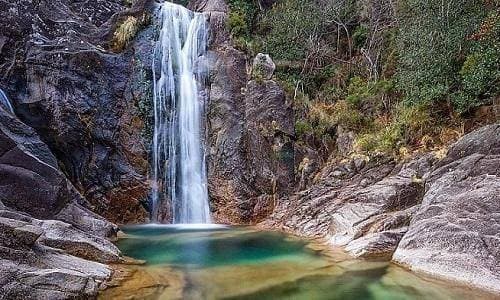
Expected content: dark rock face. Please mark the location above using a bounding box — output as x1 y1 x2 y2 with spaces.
0 108 115 235
0 0 151 224
194 1 295 224
393 124 500 293
264 124 500 292
0 106 121 298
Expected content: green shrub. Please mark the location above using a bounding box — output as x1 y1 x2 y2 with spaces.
295 120 314 138
228 10 248 37
261 0 333 61
354 104 433 155
453 11 500 112
227 0 258 39
352 25 369 48
395 0 488 110
346 76 394 108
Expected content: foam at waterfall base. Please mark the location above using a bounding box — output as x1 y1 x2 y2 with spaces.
121 223 230 234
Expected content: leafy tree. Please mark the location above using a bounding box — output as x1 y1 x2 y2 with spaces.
395 0 489 111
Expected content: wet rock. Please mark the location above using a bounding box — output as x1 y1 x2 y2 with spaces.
393 124 500 293
252 53 276 80
0 108 116 234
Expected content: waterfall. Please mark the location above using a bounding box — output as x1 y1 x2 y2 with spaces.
151 1 211 224
0 89 14 114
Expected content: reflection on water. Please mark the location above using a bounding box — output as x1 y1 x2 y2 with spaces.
109 225 497 300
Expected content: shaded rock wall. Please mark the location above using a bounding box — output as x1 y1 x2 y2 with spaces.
0 0 151 224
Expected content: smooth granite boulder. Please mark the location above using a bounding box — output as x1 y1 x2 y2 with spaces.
393 124 500 293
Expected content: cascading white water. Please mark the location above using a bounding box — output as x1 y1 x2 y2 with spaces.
151 1 211 224
0 89 14 114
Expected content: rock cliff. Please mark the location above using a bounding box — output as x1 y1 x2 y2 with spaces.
0 106 121 298
192 0 295 224
0 0 151 224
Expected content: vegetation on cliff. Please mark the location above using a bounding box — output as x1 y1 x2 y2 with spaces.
228 0 499 159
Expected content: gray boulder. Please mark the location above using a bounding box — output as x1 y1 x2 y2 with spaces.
263 155 429 259
393 124 500 293
0 210 118 299
252 53 276 80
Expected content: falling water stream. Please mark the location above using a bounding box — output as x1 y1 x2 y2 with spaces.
0 89 14 114
151 1 210 224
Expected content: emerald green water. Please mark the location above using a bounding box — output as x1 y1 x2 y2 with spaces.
113 225 495 300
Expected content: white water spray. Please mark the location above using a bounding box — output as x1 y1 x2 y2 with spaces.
151 1 211 224
0 89 14 114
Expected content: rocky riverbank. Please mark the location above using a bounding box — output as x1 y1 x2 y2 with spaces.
0 107 122 298
262 124 500 293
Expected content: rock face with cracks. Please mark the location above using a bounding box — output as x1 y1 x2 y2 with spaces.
0 107 121 299
191 0 295 224
0 0 151 224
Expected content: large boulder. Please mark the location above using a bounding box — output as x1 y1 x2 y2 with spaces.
252 53 276 80
393 124 500 292
0 210 119 299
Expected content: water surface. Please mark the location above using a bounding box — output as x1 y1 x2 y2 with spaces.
106 225 496 300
